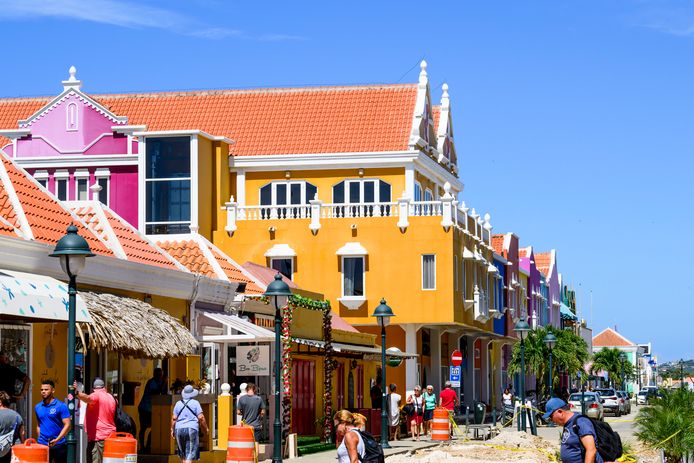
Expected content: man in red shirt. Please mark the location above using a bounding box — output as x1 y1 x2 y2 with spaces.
75 378 116 463
439 381 458 435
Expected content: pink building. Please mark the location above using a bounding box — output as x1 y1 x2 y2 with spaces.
0 67 140 226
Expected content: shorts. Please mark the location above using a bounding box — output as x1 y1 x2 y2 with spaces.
175 428 200 461
410 414 423 426
423 409 433 421
87 440 104 463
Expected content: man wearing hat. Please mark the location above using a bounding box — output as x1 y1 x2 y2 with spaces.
543 397 604 463
75 378 116 463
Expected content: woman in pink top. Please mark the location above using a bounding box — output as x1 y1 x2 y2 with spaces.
75 378 116 463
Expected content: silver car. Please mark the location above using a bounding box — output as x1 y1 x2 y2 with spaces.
567 392 604 420
616 391 631 414
595 388 623 416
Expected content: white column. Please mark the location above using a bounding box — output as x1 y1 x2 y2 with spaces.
405 324 418 391
236 169 246 206
405 164 415 199
189 136 199 232
430 328 441 393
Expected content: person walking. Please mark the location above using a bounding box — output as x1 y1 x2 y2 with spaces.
370 378 382 409
0 352 30 404
334 410 365 463
406 386 424 441
0 391 23 463
439 381 458 435
35 380 70 463
387 384 401 440
76 378 117 463
422 385 436 438
544 398 605 463
236 383 266 442
171 385 208 463
501 387 514 425
138 367 167 451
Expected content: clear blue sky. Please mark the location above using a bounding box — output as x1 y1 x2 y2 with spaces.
0 0 691 361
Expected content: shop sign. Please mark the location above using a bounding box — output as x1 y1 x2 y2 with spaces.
237 345 270 376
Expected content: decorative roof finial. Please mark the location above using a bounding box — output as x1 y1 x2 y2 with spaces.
419 60 428 84
62 65 82 91
441 83 450 109
442 83 449 98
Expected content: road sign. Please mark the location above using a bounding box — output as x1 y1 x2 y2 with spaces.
449 366 461 388
451 349 463 366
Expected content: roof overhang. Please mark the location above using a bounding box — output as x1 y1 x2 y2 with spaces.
197 310 275 343
336 242 368 256
0 129 31 140
134 130 234 144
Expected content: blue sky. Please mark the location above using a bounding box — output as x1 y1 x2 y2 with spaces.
0 0 691 361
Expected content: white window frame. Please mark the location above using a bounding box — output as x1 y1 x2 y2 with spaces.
424 188 433 202
34 170 48 190
259 180 316 205
341 256 365 298
74 169 90 201
421 254 436 290
333 178 391 203
414 182 422 201
95 168 111 205
54 170 69 201
66 102 79 132
270 257 294 280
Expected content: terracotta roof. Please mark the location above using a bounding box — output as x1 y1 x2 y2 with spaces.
69 202 182 270
0 216 19 237
492 234 505 255
0 85 418 156
593 328 635 347
0 153 112 255
519 247 530 258
432 105 441 133
157 239 216 277
205 245 264 295
331 311 359 333
242 261 298 289
535 252 551 277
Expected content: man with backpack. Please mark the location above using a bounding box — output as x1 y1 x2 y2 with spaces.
544 398 622 463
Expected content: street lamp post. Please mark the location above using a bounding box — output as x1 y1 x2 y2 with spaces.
543 333 557 398
514 319 531 432
371 299 394 449
50 225 94 463
263 274 292 463
680 359 685 389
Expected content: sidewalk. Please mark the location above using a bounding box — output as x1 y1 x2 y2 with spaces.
260 439 440 462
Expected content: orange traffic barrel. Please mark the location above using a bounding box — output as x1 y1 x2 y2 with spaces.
103 432 138 463
431 407 451 441
12 439 48 463
226 424 257 463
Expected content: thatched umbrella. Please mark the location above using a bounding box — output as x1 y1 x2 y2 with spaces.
77 291 197 359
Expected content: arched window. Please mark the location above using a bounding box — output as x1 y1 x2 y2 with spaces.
332 179 391 204
414 182 422 201
259 181 317 205
66 102 78 131
424 189 433 202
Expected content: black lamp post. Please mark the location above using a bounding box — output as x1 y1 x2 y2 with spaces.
680 359 685 389
637 354 642 393
514 318 530 432
50 225 94 463
371 298 394 449
619 352 627 391
543 333 557 398
263 273 292 463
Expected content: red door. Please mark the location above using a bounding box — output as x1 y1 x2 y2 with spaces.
292 359 316 435
336 362 345 410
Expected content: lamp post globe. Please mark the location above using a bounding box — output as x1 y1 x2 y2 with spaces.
371 298 394 449
50 224 94 463
544 333 557 398
263 273 292 463
514 319 531 432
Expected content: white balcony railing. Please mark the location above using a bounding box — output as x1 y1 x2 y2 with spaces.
223 182 495 245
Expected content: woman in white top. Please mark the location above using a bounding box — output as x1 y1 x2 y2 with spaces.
501 387 514 424
334 410 365 463
406 385 424 441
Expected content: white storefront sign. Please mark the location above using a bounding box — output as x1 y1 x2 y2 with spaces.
237 345 270 376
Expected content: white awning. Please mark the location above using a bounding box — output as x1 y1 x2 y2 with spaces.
198 311 275 343
336 242 368 256
0 269 91 322
264 244 297 258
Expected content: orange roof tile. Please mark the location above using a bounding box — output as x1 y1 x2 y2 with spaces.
157 239 217 278
519 247 529 258
206 245 264 295
242 261 298 289
70 203 181 270
593 328 635 347
0 217 18 237
0 85 418 156
535 252 551 277
0 154 112 255
432 105 441 133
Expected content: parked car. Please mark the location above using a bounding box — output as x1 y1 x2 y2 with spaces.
637 390 648 405
639 386 660 404
567 392 604 420
595 388 623 416
616 391 631 414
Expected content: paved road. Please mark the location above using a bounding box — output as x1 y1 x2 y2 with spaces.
535 405 639 442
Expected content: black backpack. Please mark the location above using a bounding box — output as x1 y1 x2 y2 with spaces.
356 430 385 463
572 415 623 462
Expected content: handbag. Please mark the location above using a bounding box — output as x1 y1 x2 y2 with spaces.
403 403 415 416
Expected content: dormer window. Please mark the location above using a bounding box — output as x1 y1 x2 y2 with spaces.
66 102 78 131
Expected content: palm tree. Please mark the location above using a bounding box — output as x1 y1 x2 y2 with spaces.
591 347 623 387
635 388 694 462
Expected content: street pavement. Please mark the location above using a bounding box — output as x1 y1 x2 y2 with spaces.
535 406 639 442
261 438 438 462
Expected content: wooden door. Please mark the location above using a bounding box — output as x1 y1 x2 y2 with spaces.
292 359 316 436
356 365 364 408
336 362 345 410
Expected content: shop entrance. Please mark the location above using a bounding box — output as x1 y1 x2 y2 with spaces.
291 359 316 436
